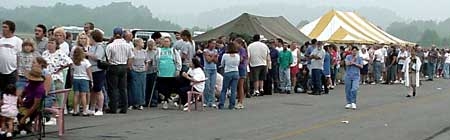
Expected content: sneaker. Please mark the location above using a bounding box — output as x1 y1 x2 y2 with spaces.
370 82 376 85
394 80 400 84
138 106 144 110
0 131 5 135
345 104 351 109
235 103 244 109
128 106 134 110
351 103 357 110
44 118 57 126
94 111 104 116
82 112 90 116
173 102 179 107
88 110 95 115
252 90 260 96
211 104 217 108
202 104 207 107
162 101 169 110
183 107 189 111
6 132 12 137
20 130 27 135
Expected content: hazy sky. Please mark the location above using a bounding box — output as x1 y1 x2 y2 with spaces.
1 0 448 21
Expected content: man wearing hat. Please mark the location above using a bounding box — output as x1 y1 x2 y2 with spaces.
105 27 134 114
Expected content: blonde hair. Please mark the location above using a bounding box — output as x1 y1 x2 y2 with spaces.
22 38 36 52
76 32 90 47
133 38 143 48
53 27 65 36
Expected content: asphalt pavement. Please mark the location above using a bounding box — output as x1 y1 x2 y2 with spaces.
17 79 450 140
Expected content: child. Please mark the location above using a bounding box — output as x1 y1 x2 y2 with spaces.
0 85 19 138
71 47 93 116
16 39 40 97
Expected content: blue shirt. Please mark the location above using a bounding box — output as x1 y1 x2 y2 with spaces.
345 55 363 80
323 52 331 75
306 45 315 64
269 47 279 65
158 48 176 77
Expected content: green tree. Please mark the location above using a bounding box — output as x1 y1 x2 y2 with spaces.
419 29 440 46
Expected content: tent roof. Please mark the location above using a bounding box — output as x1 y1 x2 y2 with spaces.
194 13 310 43
300 10 414 45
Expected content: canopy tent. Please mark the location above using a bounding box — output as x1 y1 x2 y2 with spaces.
194 13 310 43
300 10 414 45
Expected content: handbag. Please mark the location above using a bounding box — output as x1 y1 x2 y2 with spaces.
94 45 109 70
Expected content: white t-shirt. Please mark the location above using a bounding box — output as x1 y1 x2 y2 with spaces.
381 47 388 57
59 42 71 56
398 51 409 65
359 51 370 65
0 36 23 74
290 48 299 67
247 41 270 67
187 67 206 92
72 59 92 80
374 49 385 63
275 47 283 52
445 53 450 64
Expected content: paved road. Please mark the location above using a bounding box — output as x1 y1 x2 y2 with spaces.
18 79 450 140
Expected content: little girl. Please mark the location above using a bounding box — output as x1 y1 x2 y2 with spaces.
16 39 40 97
0 84 19 138
71 47 93 116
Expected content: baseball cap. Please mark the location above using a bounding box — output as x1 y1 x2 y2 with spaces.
113 27 123 36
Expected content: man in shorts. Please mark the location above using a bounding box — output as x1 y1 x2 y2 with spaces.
247 35 270 96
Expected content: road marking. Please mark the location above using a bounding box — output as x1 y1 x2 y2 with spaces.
271 93 446 140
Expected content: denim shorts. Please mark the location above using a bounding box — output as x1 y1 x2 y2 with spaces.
239 67 247 78
72 79 90 93
15 76 28 90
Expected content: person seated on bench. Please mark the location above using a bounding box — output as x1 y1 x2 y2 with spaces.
17 67 46 134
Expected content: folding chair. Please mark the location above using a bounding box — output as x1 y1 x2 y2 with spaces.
185 79 207 112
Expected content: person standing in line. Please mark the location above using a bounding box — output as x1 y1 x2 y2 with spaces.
309 42 325 95
344 46 363 110
145 39 159 107
180 30 195 73
105 27 134 114
427 45 438 81
443 49 450 79
359 46 370 84
247 35 270 96
402 50 421 97
322 45 332 94
155 37 181 110
34 24 48 55
128 38 148 110
267 39 280 93
0 20 23 94
203 39 218 108
289 42 301 93
278 44 293 94
86 30 106 116
384 45 398 84
397 46 408 83
234 38 248 109
71 47 93 116
218 43 240 110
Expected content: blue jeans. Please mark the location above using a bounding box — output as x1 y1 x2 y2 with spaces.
129 71 147 106
345 78 360 104
373 61 382 83
311 69 323 93
444 63 450 79
204 69 217 106
219 71 239 109
279 67 291 91
428 63 436 80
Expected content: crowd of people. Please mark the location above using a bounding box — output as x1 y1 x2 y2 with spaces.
0 20 443 138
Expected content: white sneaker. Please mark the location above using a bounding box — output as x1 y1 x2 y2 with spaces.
202 104 207 107
183 107 189 111
0 131 5 135
6 132 12 137
94 111 104 116
211 104 217 108
20 130 27 135
345 104 351 109
44 118 57 126
128 106 134 110
88 110 95 115
138 106 144 110
173 102 179 107
394 80 400 84
351 103 357 110
162 101 169 110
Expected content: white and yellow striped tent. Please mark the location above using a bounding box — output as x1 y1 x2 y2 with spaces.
300 10 414 45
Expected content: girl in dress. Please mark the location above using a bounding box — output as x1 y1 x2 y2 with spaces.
0 84 19 138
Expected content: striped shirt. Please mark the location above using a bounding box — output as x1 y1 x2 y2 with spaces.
106 39 134 65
